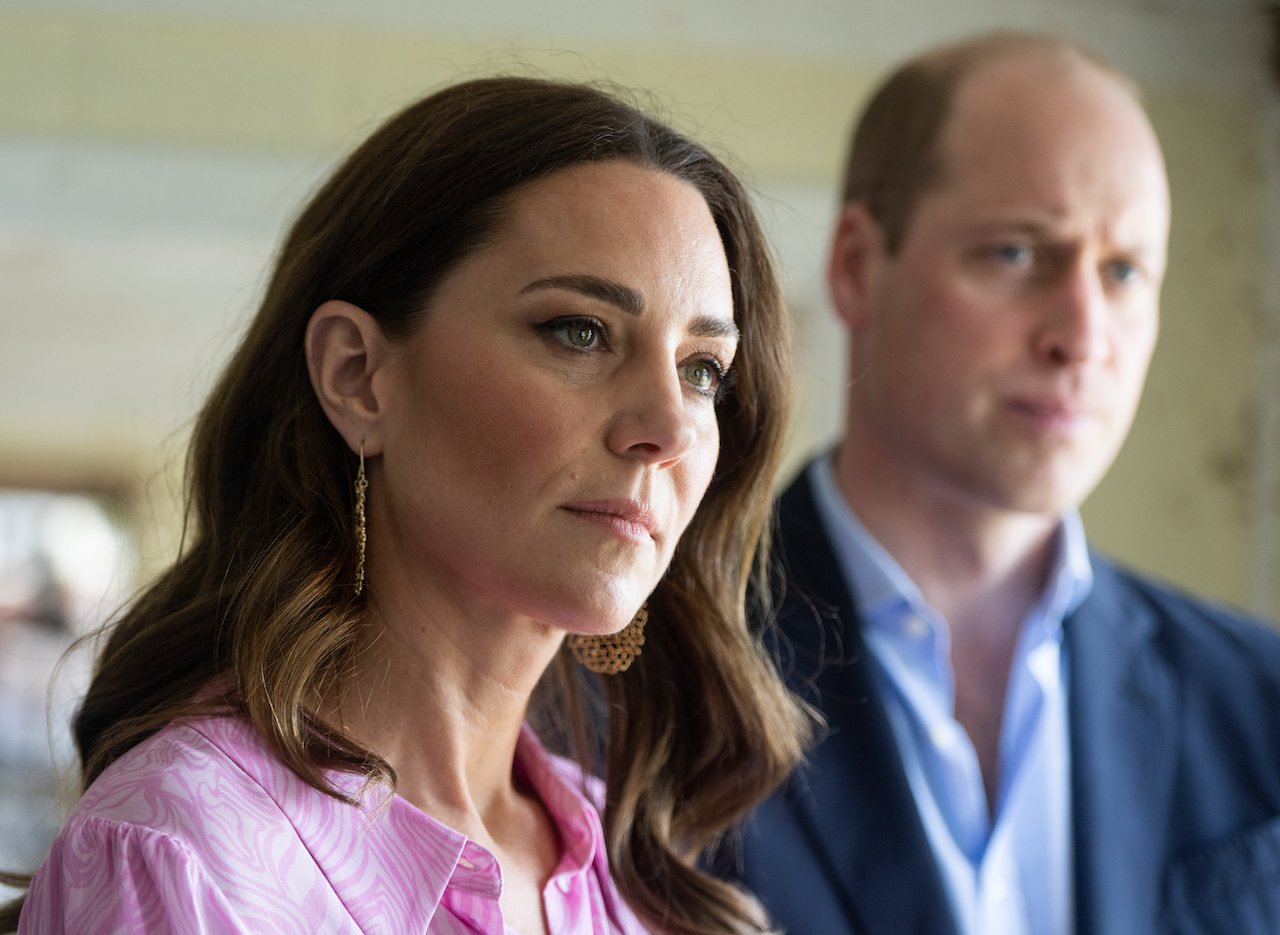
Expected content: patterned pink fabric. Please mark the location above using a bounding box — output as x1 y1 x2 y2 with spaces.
20 716 652 933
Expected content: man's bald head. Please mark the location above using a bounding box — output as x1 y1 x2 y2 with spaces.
841 32 1144 254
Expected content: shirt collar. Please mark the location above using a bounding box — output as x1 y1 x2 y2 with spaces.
1037 509 1093 636
344 724 606 910
512 724 602 880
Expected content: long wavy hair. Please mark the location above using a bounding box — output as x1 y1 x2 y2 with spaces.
1 76 810 934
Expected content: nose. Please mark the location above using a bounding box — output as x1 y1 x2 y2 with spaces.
605 362 701 467
1033 259 1110 367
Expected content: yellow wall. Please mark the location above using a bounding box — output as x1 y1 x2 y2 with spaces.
0 9 865 182
0 6 1274 615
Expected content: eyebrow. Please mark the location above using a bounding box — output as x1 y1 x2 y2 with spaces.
520 274 740 342
521 275 645 315
968 221 1166 262
965 219 1059 239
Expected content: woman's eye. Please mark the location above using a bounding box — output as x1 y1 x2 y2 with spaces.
567 323 597 348
562 321 598 348
686 362 715 390
682 359 725 396
538 317 604 350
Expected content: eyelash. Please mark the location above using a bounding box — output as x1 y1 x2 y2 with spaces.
534 315 735 403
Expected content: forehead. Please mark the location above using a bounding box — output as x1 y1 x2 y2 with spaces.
438 160 736 323
500 161 716 251
926 54 1170 240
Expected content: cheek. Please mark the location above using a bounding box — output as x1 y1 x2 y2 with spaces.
1106 318 1157 403
676 417 722 521
402 350 580 491
870 306 982 404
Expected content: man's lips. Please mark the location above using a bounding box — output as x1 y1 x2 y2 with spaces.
1005 396 1094 432
561 499 658 543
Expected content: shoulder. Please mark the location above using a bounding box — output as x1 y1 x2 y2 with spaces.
23 717 344 934
774 462 827 542
1089 556 1280 663
73 715 296 826
1080 553 1280 691
27 716 447 932
53 716 325 873
62 716 404 867
23 815 248 933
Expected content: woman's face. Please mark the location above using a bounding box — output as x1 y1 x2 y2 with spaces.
370 160 737 635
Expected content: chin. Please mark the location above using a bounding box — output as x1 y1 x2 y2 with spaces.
976 451 1108 515
538 597 639 636
996 478 1094 517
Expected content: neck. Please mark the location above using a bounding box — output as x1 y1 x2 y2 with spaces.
833 436 1069 808
323 552 564 837
832 438 1062 636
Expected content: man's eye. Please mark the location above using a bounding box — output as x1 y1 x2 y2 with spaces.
993 243 1033 265
1105 260 1140 285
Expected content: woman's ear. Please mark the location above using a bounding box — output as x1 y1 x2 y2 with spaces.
305 300 394 455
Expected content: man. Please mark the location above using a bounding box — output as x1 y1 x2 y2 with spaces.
724 32 1280 935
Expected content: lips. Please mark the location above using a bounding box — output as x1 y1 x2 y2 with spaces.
1006 396 1094 433
561 499 658 542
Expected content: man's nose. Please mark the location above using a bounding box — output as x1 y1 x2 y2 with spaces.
1033 261 1111 366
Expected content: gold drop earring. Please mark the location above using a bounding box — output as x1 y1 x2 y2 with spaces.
353 444 368 596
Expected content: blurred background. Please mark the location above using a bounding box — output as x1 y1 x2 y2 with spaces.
0 0 1276 877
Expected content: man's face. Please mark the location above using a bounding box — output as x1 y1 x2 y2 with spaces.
840 55 1170 517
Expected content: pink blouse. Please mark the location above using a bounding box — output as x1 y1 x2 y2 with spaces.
21 716 652 933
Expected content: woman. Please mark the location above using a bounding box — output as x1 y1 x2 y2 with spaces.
3 77 810 934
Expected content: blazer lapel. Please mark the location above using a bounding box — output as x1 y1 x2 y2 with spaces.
1067 558 1177 935
773 473 959 935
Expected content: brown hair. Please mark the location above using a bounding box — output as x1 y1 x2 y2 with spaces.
1 77 810 934
842 31 1136 253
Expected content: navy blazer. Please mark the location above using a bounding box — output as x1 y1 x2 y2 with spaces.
721 466 1280 935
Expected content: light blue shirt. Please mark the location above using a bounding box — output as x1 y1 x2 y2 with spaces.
809 455 1093 935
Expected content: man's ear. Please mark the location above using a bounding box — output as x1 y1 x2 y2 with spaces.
827 202 888 331
305 300 394 455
